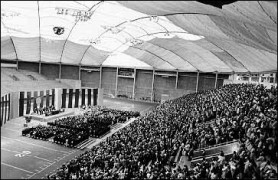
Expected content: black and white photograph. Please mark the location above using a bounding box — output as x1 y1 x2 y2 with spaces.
1 1 277 179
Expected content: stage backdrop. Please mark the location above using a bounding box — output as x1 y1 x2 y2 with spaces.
60 88 102 108
1 93 11 127
17 88 103 116
1 88 103 127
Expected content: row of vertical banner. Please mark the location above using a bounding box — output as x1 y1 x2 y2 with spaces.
1 88 100 127
1 94 10 127
18 88 98 116
19 89 55 116
61 88 98 108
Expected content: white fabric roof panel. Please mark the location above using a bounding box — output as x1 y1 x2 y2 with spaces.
148 37 233 72
12 37 40 62
209 38 277 72
41 38 65 63
125 42 197 71
1 36 17 60
1 1 277 73
60 41 88 64
81 46 110 66
124 47 176 70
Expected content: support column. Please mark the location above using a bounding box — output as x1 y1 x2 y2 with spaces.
196 71 200 93
39 62 42 74
248 72 252 84
115 67 119 97
273 73 276 86
258 74 261 85
132 68 136 99
151 69 155 102
175 71 178 89
99 66 102 88
16 60 19 70
232 71 235 83
59 63 62 79
214 72 218 88
78 65 81 80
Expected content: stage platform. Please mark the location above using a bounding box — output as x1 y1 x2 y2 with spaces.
24 110 75 122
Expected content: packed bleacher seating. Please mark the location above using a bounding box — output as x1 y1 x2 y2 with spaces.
48 84 277 180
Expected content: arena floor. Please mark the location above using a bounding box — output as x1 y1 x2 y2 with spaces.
1 97 157 179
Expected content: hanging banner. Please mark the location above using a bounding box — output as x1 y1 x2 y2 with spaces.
82 89 86 106
93 88 98 106
26 91 31 114
52 89 55 106
40 91 44 108
68 89 73 108
19 92 24 116
75 89 80 108
46 90 50 107
62 89 67 108
87 89 91 106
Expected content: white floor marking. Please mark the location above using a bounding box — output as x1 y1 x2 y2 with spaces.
27 149 77 179
2 127 20 133
2 136 71 154
1 162 35 174
6 121 23 126
1 148 54 163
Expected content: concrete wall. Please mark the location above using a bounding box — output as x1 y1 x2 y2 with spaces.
17 61 231 102
18 61 39 72
61 64 79 80
101 67 117 97
41 63 59 80
81 70 100 88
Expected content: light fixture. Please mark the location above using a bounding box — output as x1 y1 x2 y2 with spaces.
101 25 125 34
129 39 143 46
90 38 101 45
149 16 159 23
164 32 170 36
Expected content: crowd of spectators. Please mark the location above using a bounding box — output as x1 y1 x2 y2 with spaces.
48 84 277 179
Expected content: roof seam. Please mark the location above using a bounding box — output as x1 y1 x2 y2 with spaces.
146 40 199 71
207 39 250 72
130 46 177 70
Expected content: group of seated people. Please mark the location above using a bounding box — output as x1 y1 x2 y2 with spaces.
33 105 60 116
48 84 277 180
23 107 140 146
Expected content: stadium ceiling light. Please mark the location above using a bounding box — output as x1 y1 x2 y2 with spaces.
149 16 159 23
164 32 171 36
129 39 144 46
101 25 125 34
90 38 101 45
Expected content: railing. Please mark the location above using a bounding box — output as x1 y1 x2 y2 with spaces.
194 139 238 152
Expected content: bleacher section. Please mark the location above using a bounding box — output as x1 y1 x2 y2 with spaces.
1 68 70 96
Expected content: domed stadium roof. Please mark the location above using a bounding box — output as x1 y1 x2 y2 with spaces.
1 1 277 73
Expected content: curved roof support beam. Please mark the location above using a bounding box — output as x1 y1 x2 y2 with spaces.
59 1 103 64
125 23 149 34
145 41 200 71
207 40 251 72
78 36 126 65
257 1 277 25
129 46 178 70
37 1 42 64
1 19 18 61
94 12 212 43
